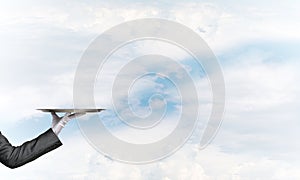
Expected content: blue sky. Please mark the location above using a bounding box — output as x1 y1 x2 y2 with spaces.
0 0 300 179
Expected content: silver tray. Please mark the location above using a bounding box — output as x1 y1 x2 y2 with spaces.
37 108 105 113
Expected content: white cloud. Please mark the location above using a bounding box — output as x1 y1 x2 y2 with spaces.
0 72 75 123
1 0 299 123
1 132 300 179
0 1 300 179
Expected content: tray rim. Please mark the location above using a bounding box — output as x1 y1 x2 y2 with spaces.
37 108 105 113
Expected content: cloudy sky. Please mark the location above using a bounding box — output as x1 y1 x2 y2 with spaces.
0 0 300 179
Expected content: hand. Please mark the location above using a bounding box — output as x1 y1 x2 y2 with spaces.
51 112 86 135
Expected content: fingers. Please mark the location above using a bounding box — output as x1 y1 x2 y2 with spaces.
51 111 60 119
51 111 87 135
64 112 72 116
67 112 86 119
53 111 86 120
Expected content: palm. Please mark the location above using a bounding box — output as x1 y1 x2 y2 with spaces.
51 112 62 128
51 112 86 128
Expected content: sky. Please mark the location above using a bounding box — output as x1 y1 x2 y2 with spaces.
0 0 300 179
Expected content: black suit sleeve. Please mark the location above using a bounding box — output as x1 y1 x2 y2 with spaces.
0 128 62 169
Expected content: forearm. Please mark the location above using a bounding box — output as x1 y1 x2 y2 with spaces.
0 128 62 169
